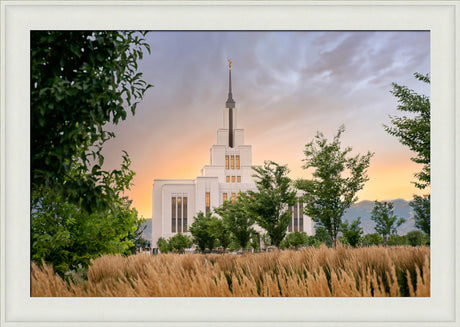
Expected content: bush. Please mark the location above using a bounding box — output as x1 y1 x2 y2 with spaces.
314 226 333 247
340 218 363 247
169 233 193 253
406 230 428 246
280 232 308 250
157 237 171 253
388 234 409 246
362 233 384 246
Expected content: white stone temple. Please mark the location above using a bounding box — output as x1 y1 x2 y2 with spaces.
152 61 314 249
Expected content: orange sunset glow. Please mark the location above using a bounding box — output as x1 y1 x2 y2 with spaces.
101 31 430 218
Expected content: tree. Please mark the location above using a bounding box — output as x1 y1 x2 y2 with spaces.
157 237 171 254
189 211 220 252
169 233 193 253
208 217 231 251
385 73 430 244
296 126 373 248
361 233 384 246
370 201 405 244
31 31 152 211
388 234 409 246
384 73 430 190
409 195 430 236
214 198 255 251
406 230 429 246
340 218 363 247
31 31 152 276
245 161 297 248
280 232 308 250
313 226 333 247
31 155 139 277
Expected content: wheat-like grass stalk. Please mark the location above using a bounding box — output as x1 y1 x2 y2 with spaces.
31 246 430 297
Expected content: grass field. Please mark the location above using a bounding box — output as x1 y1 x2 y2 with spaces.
31 245 429 297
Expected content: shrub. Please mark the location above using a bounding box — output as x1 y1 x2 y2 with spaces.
157 237 171 253
388 234 409 246
362 233 384 246
169 233 193 253
280 232 308 250
406 230 428 246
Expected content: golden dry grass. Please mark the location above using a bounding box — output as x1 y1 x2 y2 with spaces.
31 245 430 297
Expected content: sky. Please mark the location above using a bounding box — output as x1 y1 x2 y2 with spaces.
101 31 430 218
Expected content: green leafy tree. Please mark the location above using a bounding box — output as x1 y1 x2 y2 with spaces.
157 237 171 254
385 73 430 245
249 231 261 252
280 232 308 250
385 73 430 190
31 31 152 211
361 233 384 246
388 234 409 246
245 161 297 248
31 31 152 275
409 195 430 236
340 218 363 247
296 126 373 248
31 155 139 277
208 217 231 251
169 233 193 253
313 226 333 247
214 198 255 251
370 201 405 244
189 211 219 252
406 230 429 246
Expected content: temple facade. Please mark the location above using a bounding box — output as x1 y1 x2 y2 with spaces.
152 62 314 249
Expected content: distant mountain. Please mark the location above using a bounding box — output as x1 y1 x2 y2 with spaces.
342 199 416 235
140 218 152 242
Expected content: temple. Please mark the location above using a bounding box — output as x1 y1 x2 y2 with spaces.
151 62 314 250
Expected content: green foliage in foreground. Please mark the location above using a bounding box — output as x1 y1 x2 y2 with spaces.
31 31 152 212
31 154 140 277
31 31 152 277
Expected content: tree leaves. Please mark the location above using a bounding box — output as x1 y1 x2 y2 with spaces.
297 126 373 248
384 73 430 189
370 201 405 244
31 31 151 276
245 161 297 247
214 197 255 251
409 194 430 236
31 31 152 212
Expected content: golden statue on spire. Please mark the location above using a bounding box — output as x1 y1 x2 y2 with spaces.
228 59 232 70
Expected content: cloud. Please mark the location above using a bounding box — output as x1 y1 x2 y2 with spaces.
99 31 430 217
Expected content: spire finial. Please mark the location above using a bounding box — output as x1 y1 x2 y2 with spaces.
226 59 235 109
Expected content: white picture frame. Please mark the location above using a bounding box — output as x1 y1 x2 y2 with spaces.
1 1 458 326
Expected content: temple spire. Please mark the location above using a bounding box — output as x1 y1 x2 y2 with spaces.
226 60 235 148
226 59 235 109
